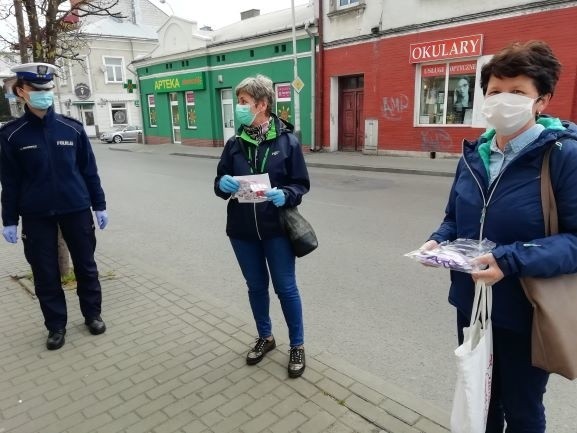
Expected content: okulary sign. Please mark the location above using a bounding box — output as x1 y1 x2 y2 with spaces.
410 34 483 63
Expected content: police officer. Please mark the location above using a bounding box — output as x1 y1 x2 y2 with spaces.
0 63 108 350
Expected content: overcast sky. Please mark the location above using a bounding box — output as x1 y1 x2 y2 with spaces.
152 0 311 29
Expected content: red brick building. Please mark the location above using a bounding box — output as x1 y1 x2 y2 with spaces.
319 2 577 155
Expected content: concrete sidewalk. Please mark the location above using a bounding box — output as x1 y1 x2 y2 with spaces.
106 142 458 178
0 243 450 433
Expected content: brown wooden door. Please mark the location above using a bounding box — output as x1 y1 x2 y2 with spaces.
338 76 364 151
340 91 357 151
356 92 364 151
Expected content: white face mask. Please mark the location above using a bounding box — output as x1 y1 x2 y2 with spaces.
481 92 536 136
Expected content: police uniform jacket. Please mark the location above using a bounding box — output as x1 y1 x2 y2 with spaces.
214 114 310 240
0 105 106 226
429 117 577 334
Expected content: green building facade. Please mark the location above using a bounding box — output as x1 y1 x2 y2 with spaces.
135 10 316 148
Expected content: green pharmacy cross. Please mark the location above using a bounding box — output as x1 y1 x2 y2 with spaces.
124 79 137 93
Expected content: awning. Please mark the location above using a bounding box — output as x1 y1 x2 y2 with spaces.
71 100 95 105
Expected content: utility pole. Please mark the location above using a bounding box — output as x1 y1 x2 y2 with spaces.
290 0 301 141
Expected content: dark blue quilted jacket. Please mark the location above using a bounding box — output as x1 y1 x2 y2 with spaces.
430 117 577 333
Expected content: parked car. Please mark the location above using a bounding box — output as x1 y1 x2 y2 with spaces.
100 125 142 143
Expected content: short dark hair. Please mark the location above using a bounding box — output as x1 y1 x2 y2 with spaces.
480 40 561 97
11 78 27 95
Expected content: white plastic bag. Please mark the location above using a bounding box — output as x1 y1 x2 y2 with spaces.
451 280 493 433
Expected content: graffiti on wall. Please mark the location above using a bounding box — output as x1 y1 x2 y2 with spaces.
382 94 410 120
421 129 453 152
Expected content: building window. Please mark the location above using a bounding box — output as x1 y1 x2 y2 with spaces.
111 103 128 125
185 91 197 129
338 0 359 9
103 57 124 83
57 59 69 86
417 60 478 126
148 94 157 127
275 83 292 123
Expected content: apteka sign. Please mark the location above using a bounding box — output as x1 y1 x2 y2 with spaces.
409 34 483 63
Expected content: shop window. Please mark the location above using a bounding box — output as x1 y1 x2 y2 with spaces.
417 60 477 126
185 91 197 129
111 103 128 125
103 57 124 83
148 94 157 127
275 83 292 123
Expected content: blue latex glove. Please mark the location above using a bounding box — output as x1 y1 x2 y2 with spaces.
265 188 286 207
2 225 18 243
94 210 108 230
219 175 240 194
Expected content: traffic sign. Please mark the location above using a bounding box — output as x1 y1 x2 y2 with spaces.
291 76 305 93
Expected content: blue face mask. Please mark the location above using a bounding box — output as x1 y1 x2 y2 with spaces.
27 90 54 110
235 103 257 126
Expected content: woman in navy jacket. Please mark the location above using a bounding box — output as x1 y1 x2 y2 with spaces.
423 41 577 432
1 63 108 351
214 74 310 378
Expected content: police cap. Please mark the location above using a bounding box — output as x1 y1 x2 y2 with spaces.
11 62 57 90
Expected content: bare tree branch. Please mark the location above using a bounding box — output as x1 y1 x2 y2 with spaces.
5 0 127 64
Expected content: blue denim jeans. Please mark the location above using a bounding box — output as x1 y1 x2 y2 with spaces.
230 236 304 347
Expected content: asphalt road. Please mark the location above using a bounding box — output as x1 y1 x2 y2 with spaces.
93 144 576 431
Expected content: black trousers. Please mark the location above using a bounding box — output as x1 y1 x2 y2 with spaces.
457 311 549 433
22 209 102 331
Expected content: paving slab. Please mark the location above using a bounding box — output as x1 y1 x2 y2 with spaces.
0 242 449 433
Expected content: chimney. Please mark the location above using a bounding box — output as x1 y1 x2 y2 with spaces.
241 9 260 20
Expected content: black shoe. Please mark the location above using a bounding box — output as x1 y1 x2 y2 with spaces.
246 337 276 365
46 329 66 350
288 347 305 378
85 316 106 335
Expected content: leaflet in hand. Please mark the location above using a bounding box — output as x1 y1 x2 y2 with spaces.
405 238 496 273
232 174 271 203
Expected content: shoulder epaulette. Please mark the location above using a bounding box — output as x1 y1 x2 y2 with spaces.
0 118 19 131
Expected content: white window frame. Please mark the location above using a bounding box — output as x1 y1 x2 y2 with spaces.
110 102 128 125
337 0 360 10
148 94 157 128
103 56 124 83
185 91 197 129
56 59 69 87
414 56 491 128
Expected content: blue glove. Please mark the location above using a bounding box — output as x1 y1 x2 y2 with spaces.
219 175 240 194
2 225 18 243
265 188 286 207
94 210 108 230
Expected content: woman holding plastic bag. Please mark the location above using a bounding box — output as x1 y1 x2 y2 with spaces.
421 41 577 432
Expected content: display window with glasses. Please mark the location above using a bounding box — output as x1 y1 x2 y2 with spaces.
417 60 478 126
